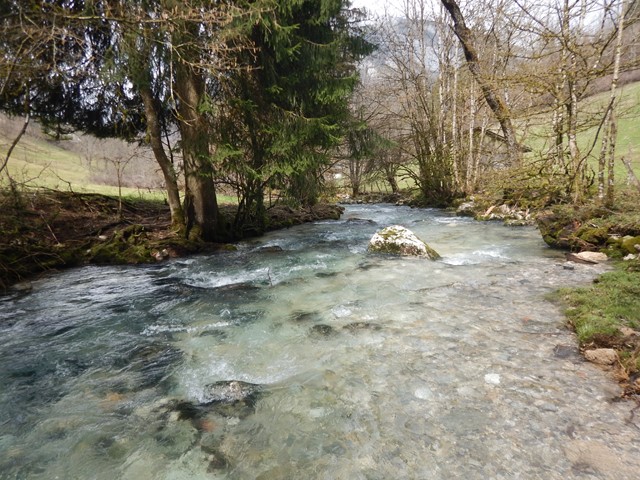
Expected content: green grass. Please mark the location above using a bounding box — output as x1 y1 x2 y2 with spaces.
1 133 89 187
557 265 640 344
0 132 157 197
579 81 640 179
553 258 640 384
524 81 640 183
0 126 240 204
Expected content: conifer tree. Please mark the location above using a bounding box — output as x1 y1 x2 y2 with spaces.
216 0 373 234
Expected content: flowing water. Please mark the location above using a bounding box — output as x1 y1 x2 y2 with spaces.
1 204 639 480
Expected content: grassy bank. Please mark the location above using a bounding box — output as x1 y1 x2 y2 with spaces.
554 258 640 395
535 185 640 396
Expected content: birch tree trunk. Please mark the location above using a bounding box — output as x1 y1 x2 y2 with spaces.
598 0 626 206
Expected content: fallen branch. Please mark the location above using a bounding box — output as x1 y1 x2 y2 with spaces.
1 113 30 176
621 157 640 193
39 213 61 245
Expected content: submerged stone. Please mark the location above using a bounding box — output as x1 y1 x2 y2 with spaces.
345 217 377 225
173 400 204 421
200 380 263 419
310 324 338 338
202 444 229 471
198 329 228 339
553 344 578 359
343 322 382 332
368 225 440 259
114 343 183 391
254 245 284 253
289 311 322 323
201 380 262 406
214 282 262 293
157 381 264 424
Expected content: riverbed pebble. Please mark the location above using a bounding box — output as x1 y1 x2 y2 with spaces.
584 348 618 365
484 373 501 385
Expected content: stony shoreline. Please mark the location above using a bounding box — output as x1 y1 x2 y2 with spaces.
2 189 638 397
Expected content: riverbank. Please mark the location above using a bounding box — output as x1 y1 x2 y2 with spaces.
3 187 639 397
0 189 343 291
542 198 640 396
552 262 640 397
453 189 640 396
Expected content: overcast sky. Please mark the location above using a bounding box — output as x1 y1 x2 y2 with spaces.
350 0 402 17
350 0 443 18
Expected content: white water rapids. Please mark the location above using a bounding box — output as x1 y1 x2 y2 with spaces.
1 204 638 479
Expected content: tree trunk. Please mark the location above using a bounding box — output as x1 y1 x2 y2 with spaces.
440 0 520 165
622 157 640 193
567 80 582 202
350 159 361 197
139 86 185 232
386 170 399 194
467 80 476 193
174 63 225 242
601 0 626 206
560 0 584 202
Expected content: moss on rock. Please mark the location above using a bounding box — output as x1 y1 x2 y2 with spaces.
621 236 640 255
87 226 156 265
536 202 640 252
368 225 440 259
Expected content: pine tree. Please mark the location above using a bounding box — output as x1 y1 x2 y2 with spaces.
216 0 373 235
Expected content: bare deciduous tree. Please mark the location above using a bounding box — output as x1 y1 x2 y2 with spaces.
440 0 521 165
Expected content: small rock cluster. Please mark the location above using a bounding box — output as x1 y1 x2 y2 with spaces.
536 206 640 260
456 200 533 226
614 235 640 261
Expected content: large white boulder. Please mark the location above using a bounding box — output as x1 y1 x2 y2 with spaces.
368 225 440 259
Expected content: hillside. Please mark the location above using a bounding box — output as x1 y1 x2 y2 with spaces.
520 79 640 182
578 79 640 178
3 81 639 199
0 114 165 197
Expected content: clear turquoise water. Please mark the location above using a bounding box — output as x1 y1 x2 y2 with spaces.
1 205 638 479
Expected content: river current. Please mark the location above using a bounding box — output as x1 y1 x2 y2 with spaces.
1 204 638 479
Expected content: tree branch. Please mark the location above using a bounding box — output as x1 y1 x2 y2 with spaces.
1 112 30 177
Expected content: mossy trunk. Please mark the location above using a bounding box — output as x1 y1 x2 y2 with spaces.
175 63 226 242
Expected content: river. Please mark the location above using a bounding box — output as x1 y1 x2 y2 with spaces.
1 204 638 479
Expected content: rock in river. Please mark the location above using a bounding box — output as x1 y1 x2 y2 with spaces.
201 380 262 405
368 225 440 259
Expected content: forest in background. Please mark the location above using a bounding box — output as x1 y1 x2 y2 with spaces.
2 1 640 228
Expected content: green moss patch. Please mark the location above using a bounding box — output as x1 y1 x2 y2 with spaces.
554 259 640 395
